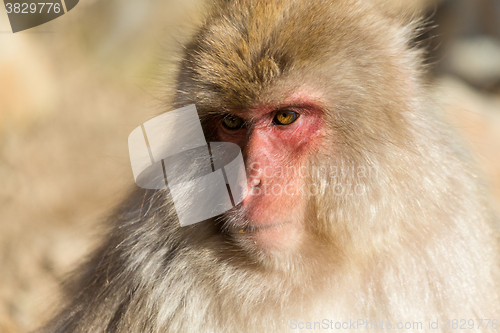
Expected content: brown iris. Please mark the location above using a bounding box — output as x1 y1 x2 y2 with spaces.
222 114 245 130
273 110 299 125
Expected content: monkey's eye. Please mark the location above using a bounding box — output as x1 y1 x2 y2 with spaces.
273 110 299 126
222 114 245 130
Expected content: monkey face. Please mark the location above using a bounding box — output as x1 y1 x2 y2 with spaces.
173 0 419 256
211 91 325 251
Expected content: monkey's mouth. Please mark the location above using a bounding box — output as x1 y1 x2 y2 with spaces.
222 205 294 242
236 221 291 233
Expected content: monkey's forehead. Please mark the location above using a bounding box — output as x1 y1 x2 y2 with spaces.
175 0 418 113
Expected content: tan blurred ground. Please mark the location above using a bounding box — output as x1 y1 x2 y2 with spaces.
0 1 499 332
0 1 205 331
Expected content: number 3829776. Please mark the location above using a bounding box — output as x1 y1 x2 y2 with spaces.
5 3 61 14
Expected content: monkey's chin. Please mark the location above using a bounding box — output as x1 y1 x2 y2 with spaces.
232 220 302 252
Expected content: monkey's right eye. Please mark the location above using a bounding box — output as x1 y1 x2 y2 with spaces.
221 114 245 130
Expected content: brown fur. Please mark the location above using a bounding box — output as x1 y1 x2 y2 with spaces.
39 0 500 332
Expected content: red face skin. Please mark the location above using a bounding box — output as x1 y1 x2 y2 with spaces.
215 92 324 250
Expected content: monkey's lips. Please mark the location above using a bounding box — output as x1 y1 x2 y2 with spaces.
229 205 301 249
238 221 291 233
228 204 292 233
236 196 289 232
236 219 300 250
231 186 303 248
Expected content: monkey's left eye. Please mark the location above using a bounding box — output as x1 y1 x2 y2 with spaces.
222 114 245 130
273 110 299 126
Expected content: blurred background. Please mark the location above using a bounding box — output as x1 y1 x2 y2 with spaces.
0 0 499 331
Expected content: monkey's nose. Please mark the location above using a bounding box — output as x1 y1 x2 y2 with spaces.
250 178 261 188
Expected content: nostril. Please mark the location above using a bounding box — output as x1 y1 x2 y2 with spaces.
250 179 261 188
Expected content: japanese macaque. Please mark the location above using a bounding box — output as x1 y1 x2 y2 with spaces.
40 0 500 332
